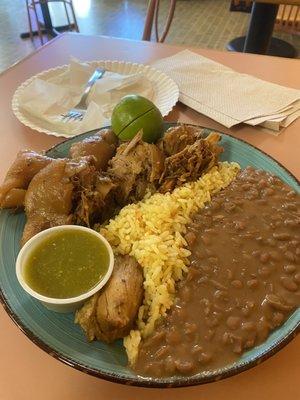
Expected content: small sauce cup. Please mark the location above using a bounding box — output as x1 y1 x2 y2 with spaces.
16 225 114 313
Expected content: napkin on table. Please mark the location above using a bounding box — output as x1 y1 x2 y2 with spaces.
18 58 154 136
151 50 300 135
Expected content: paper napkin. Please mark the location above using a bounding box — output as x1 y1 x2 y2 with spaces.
152 50 300 134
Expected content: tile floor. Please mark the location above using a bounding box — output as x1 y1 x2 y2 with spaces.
0 0 299 73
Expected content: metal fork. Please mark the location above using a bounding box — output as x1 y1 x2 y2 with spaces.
61 68 106 122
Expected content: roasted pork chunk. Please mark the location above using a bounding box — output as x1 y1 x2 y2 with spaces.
69 129 118 171
75 255 144 343
0 150 53 208
158 127 223 193
157 125 203 156
21 157 95 245
107 131 165 205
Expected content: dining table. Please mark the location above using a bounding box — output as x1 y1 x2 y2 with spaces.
0 32 299 400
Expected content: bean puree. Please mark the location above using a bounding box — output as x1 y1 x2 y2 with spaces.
135 167 300 377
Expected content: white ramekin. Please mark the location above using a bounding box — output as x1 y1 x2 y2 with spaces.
16 225 114 313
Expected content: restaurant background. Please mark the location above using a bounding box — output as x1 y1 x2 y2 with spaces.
1 0 299 73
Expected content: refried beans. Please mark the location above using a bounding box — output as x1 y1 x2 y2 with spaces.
134 167 300 377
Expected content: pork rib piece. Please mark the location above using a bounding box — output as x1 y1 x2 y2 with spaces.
73 173 118 227
159 129 223 193
21 157 94 245
107 131 165 205
69 129 118 171
157 124 204 156
0 150 52 208
75 255 144 343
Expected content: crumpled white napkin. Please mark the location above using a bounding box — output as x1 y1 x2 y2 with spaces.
152 50 300 134
18 58 154 136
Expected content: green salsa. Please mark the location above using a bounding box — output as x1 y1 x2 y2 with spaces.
23 230 110 299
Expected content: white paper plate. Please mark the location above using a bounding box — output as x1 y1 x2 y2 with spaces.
12 60 179 138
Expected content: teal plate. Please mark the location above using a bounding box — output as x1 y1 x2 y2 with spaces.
0 123 299 388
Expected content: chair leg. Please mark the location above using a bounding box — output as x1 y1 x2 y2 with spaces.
152 0 176 43
26 0 34 40
142 0 157 41
145 0 176 42
295 7 300 29
32 0 44 45
63 1 72 28
154 0 160 41
158 0 176 42
68 0 79 32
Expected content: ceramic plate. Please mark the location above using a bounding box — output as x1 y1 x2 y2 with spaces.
12 60 179 138
0 124 299 388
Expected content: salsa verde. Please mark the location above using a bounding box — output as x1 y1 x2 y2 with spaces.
23 230 110 299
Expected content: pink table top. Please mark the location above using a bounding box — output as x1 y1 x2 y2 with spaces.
0 33 299 400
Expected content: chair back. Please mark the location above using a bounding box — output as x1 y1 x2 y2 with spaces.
275 4 300 33
142 0 176 42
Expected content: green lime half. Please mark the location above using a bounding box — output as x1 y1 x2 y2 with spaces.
111 95 164 143
117 108 164 142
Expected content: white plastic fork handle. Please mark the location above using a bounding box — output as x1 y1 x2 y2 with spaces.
77 68 106 109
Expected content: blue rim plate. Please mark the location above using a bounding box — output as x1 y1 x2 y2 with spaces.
0 123 299 388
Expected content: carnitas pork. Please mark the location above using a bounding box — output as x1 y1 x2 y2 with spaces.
21 156 96 245
75 255 144 343
158 126 223 193
69 129 118 170
1 125 223 245
107 131 165 205
0 150 53 208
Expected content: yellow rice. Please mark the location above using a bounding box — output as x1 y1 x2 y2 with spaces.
100 162 240 365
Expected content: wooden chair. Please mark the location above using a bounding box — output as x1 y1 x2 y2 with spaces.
275 4 300 34
142 0 176 42
25 0 79 45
